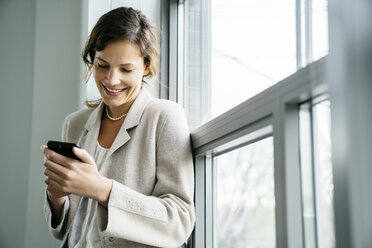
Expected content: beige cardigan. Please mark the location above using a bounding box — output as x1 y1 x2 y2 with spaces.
44 89 195 247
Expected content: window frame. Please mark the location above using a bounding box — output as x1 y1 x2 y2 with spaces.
192 57 327 248
166 0 329 247
299 97 335 248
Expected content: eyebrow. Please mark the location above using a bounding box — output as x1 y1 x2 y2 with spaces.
96 57 137 66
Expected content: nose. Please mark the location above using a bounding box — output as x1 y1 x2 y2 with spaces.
106 69 120 85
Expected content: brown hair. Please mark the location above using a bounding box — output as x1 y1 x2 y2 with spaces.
82 7 159 108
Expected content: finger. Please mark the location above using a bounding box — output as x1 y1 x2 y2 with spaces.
46 185 67 197
43 147 78 168
45 175 62 188
47 189 68 198
47 186 68 196
72 147 95 165
44 167 64 183
44 158 70 178
45 176 68 193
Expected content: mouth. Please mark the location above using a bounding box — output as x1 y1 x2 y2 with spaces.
102 84 126 96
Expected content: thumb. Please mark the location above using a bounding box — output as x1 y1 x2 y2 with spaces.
72 147 95 165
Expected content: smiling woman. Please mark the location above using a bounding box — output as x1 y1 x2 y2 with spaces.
41 7 195 248
92 40 148 120
83 6 159 109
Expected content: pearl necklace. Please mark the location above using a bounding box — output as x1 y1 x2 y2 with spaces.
105 105 128 121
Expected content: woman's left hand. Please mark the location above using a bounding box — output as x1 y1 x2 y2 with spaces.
42 145 112 207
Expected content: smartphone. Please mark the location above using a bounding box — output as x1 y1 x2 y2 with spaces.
47 140 82 161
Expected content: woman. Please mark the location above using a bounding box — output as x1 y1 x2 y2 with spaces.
41 7 195 248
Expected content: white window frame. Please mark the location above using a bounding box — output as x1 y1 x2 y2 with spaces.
165 0 330 247
191 57 327 248
165 0 372 247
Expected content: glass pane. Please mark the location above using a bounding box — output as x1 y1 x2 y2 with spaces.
214 137 276 248
299 100 335 248
312 0 328 61
299 104 317 248
181 0 329 130
313 101 335 248
182 0 297 130
182 0 210 131
211 0 296 118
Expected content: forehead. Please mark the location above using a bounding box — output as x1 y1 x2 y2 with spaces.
95 40 143 64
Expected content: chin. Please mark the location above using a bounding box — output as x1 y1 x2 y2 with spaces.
102 98 127 107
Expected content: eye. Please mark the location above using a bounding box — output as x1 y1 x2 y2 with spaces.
121 68 132 73
97 63 109 69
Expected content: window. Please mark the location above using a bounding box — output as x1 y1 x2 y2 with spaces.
312 101 334 248
209 0 296 119
215 137 275 247
309 0 328 61
168 0 332 247
300 100 335 248
179 0 328 130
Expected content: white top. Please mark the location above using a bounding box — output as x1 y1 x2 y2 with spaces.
68 141 110 248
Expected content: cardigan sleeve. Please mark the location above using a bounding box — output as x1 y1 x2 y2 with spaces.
97 105 195 247
44 192 70 240
43 116 71 240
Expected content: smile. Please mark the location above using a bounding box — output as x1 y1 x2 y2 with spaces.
103 84 126 93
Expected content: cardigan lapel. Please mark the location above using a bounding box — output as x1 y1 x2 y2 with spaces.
107 89 153 157
82 89 153 159
83 100 104 158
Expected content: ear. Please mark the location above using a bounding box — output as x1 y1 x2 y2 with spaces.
143 57 151 77
144 68 150 77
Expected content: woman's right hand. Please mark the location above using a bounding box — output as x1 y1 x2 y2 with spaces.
42 145 68 227
47 189 66 206
46 190 67 204
46 184 68 229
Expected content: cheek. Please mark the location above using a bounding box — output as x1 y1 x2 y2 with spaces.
125 73 143 87
93 68 105 82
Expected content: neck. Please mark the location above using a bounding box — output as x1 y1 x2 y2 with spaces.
106 87 142 119
108 106 127 119
106 98 135 119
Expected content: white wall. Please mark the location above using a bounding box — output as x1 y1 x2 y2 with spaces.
23 0 84 247
0 0 36 247
329 0 372 246
0 0 162 247
0 0 84 247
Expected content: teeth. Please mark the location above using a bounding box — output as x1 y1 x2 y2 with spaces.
105 86 123 93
